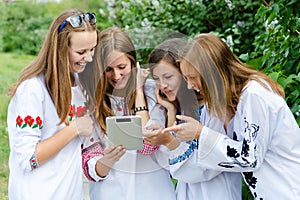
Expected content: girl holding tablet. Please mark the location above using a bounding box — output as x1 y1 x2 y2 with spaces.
81 27 176 200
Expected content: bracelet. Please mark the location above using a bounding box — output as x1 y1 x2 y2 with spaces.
134 106 148 112
29 152 39 170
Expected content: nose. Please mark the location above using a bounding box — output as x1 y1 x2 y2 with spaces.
159 79 168 88
112 69 122 80
84 51 93 62
187 80 193 90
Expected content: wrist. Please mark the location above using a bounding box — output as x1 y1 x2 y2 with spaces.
165 137 180 150
70 120 79 136
195 123 202 139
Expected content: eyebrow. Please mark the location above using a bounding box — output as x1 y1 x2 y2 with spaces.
107 63 127 68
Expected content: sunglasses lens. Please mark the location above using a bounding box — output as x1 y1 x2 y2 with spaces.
58 12 96 33
69 15 83 28
85 12 96 24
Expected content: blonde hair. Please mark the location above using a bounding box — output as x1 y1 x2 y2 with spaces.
9 9 98 125
94 27 137 133
183 33 284 119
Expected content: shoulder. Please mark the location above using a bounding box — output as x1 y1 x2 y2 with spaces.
143 79 156 101
14 75 46 98
144 79 156 91
240 80 286 110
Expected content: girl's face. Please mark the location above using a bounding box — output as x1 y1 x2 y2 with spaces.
68 31 97 74
152 60 182 102
105 51 132 90
180 60 202 92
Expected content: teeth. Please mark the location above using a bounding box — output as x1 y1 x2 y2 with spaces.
78 63 86 66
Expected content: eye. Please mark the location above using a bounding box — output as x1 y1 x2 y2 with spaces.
152 76 159 81
118 64 127 70
165 75 173 79
105 67 112 72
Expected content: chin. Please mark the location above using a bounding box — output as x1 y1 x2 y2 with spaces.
74 66 86 73
167 95 176 102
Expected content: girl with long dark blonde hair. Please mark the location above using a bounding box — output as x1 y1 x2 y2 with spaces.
81 27 176 200
164 33 300 199
7 9 99 199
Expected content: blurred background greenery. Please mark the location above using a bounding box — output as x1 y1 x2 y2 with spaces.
0 0 299 199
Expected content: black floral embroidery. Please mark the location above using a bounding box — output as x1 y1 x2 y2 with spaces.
243 172 263 199
227 146 239 158
233 131 238 141
244 117 259 143
243 172 257 189
241 138 250 157
217 117 260 169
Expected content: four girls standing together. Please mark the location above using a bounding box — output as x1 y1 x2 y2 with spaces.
7 8 300 200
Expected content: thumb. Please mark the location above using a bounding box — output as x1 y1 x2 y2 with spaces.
176 115 192 123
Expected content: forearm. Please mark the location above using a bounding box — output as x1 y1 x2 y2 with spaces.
95 158 112 178
166 108 177 127
35 121 77 165
135 88 149 127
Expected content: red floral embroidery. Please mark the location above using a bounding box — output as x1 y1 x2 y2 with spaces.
36 116 43 126
69 105 75 119
76 106 86 117
15 115 43 129
16 115 23 127
69 103 87 121
24 115 34 127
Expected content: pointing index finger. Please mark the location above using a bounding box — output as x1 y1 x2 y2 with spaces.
162 125 181 133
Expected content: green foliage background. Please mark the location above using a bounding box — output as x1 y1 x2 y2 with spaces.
0 0 299 199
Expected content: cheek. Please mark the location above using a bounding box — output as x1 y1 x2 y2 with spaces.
69 53 81 63
105 72 113 80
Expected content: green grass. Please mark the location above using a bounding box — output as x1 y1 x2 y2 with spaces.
0 52 34 200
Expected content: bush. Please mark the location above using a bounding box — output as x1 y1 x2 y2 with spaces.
245 0 300 123
105 0 299 124
0 0 110 55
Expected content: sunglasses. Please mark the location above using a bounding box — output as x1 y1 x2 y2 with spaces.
58 12 96 33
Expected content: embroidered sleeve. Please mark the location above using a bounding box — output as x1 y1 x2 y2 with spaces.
7 78 45 171
82 142 104 181
197 89 271 172
138 142 159 155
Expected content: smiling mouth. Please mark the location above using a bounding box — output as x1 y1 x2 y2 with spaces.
77 62 86 67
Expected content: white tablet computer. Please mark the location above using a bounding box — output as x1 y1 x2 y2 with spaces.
106 115 144 150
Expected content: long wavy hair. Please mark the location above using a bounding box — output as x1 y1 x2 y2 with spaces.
183 33 284 119
9 9 99 125
148 38 198 119
94 27 137 133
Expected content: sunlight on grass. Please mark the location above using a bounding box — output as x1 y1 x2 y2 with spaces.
0 52 34 199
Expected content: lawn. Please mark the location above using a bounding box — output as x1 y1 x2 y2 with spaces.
0 53 34 200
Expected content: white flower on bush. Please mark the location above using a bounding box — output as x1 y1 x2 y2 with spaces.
224 0 235 10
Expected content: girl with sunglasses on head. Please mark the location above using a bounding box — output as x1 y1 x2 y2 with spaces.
144 38 242 200
7 9 99 199
164 33 300 199
81 27 176 200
